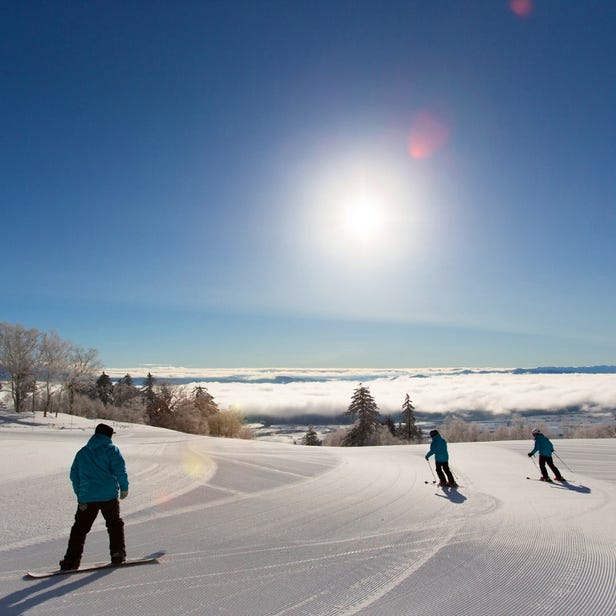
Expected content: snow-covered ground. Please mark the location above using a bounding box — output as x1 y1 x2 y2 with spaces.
0 412 614 615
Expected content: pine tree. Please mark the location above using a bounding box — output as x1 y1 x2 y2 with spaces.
343 383 381 446
95 372 114 406
141 372 160 425
114 374 139 406
383 415 396 437
301 426 321 446
398 393 422 442
193 385 219 417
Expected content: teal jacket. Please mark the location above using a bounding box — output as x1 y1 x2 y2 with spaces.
529 433 554 457
426 433 449 463
70 433 129 503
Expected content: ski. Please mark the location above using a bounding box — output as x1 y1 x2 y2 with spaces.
526 477 588 491
26 556 160 579
526 476 567 483
424 481 461 488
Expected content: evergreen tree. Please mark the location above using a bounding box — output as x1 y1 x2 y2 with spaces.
398 393 422 442
114 373 139 406
343 383 381 446
141 372 160 425
193 385 219 417
95 372 114 406
301 426 321 446
383 415 396 437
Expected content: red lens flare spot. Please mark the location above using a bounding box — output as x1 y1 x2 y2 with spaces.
407 111 450 159
510 0 533 18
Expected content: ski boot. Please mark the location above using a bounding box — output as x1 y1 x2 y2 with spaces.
539 477 553 483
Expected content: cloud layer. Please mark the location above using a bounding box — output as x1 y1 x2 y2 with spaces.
106 366 616 419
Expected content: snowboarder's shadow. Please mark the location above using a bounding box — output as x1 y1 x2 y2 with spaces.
436 487 467 504
5 551 167 615
3 569 115 615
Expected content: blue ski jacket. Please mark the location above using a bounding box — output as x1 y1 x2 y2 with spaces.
529 433 554 457
426 433 449 463
70 433 129 503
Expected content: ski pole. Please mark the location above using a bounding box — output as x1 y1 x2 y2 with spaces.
449 465 461 486
553 452 575 475
425 458 437 484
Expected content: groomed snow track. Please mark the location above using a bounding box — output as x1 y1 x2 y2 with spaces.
0 430 614 615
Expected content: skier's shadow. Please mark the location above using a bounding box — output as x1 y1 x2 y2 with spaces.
1 569 115 616
553 482 591 494
436 487 467 504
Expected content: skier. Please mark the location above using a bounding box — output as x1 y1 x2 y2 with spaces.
59 423 129 570
528 429 564 482
425 429 457 487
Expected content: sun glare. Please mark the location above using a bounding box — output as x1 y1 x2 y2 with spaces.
341 193 384 241
299 152 425 270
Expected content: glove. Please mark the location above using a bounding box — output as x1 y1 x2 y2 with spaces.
425 455 429 460
120 490 128 500
527 453 533 457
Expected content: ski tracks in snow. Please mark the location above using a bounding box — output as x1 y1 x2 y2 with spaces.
1 435 615 615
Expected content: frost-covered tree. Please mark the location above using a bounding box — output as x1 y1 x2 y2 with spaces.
38 331 69 416
150 382 179 428
0 322 40 412
62 345 102 413
343 383 381 446
208 407 247 438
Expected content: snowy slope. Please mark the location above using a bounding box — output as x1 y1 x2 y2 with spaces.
0 416 614 615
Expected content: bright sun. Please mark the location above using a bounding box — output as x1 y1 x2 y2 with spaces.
341 192 385 242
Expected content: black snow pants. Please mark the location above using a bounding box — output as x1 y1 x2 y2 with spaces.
435 461 456 485
63 498 125 565
539 455 562 480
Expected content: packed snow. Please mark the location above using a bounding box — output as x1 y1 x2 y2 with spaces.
0 411 614 615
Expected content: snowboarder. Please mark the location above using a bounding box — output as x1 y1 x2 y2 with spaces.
59 423 129 570
425 429 457 487
528 429 564 482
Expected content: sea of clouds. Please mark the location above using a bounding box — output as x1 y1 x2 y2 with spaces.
105 366 616 421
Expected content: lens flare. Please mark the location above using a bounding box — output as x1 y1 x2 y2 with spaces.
182 449 212 479
408 111 450 159
510 0 533 18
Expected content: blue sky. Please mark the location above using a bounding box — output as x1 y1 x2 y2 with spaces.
1 1 615 368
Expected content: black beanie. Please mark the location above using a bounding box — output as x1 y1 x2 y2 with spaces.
429 429 439 437
95 423 114 438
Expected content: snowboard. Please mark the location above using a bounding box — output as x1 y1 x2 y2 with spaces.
26 556 160 579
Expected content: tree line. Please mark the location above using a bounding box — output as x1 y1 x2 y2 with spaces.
0 322 249 438
0 322 101 415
